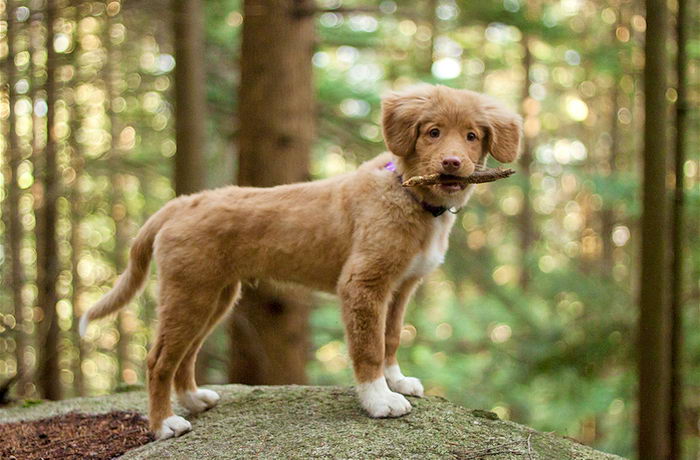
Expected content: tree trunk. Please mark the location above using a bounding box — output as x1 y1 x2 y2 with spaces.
638 0 671 457
104 1 131 389
4 1 29 396
69 183 85 396
172 0 209 380
423 0 438 75
36 0 61 400
670 0 688 456
601 13 627 278
69 0 85 398
229 0 315 384
114 179 131 387
518 34 533 291
173 0 206 196
601 81 619 277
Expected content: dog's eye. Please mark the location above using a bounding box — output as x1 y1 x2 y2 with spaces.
428 128 440 138
466 132 478 141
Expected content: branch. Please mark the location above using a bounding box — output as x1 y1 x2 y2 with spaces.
402 168 516 187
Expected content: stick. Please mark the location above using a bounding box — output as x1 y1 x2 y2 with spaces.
402 168 515 187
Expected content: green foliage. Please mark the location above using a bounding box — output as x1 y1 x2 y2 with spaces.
21 399 44 408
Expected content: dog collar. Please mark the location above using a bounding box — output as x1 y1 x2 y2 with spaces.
385 162 459 218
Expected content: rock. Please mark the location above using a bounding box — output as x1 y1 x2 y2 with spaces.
0 385 624 459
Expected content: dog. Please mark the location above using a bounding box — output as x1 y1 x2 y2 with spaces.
80 84 522 439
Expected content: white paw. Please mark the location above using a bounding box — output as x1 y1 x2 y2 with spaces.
177 388 221 414
156 415 192 440
385 364 424 397
357 377 412 418
389 376 424 397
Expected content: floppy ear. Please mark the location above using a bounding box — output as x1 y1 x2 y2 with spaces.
381 86 431 157
480 97 523 163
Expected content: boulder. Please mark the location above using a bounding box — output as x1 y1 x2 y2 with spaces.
0 384 624 459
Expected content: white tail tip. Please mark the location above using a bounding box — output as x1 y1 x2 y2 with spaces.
79 314 90 338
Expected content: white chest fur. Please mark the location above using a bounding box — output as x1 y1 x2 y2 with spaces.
402 214 455 280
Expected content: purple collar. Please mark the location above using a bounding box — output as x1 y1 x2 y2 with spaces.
385 162 457 217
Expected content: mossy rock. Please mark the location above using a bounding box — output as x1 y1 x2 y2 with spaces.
0 384 624 459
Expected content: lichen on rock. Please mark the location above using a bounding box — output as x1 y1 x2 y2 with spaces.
0 385 624 459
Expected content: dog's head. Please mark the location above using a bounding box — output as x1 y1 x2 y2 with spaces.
382 84 522 206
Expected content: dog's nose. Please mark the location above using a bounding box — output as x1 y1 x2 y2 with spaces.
441 157 462 172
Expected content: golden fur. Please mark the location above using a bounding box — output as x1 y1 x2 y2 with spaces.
81 84 522 438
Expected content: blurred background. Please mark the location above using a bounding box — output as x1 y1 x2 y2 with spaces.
0 0 698 458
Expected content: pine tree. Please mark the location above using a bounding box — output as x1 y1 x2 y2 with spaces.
228 0 315 384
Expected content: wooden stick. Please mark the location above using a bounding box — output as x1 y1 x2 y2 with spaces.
402 168 516 187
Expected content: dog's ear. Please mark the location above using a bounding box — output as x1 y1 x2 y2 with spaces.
479 96 523 163
381 86 431 157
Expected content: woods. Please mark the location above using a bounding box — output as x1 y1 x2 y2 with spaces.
1 0 699 458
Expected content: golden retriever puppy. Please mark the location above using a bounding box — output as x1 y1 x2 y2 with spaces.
80 84 522 439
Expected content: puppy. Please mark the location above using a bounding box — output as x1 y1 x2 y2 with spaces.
80 84 522 439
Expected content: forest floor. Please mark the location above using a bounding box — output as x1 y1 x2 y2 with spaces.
0 410 153 459
0 384 624 459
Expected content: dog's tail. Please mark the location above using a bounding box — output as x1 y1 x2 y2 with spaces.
79 202 179 337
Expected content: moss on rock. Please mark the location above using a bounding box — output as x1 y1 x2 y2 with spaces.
0 385 624 459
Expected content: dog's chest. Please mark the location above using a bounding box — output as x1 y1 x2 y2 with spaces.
402 216 453 280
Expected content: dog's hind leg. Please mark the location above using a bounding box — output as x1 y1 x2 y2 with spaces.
174 282 241 414
147 284 222 439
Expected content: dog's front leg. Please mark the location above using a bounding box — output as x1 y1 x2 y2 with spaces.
339 269 412 418
384 277 424 397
